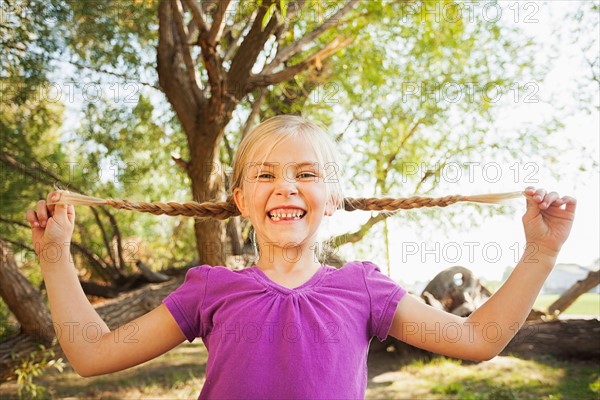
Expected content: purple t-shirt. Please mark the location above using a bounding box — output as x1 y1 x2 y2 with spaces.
162 260 406 399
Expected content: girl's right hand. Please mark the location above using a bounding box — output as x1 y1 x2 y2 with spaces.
25 190 75 255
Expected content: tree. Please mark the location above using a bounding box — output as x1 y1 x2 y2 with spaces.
326 3 557 254
0 240 52 341
154 0 363 265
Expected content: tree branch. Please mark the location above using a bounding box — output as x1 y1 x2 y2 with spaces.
0 152 128 283
171 155 190 173
158 0 203 133
242 87 266 138
227 0 281 100
70 240 114 283
262 0 359 74
172 0 205 106
186 17 198 44
207 0 232 46
0 152 80 192
0 216 29 229
383 118 424 179
90 211 117 272
197 32 225 111
222 132 234 166
247 36 353 89
0 237 34 253
183 0 208 34
330 213 392 247
61 59 160 90
223 12 256 63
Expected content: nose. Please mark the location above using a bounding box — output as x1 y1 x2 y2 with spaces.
274 178 298 197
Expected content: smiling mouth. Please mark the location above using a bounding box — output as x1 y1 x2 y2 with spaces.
267 210 307 222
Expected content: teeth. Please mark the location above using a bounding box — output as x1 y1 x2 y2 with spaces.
268 209 306 221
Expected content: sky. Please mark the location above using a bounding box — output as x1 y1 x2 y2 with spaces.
52 1 598 285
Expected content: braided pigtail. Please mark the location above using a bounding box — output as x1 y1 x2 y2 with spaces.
49 191 525 219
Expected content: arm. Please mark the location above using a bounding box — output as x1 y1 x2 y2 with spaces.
41 249 185 376
27 191 186 377
389 187 576 361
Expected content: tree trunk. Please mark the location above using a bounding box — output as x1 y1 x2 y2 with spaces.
188 122 228 266
0 240 53 340
226 218 244 256
547 269 599 315
156 0 358 266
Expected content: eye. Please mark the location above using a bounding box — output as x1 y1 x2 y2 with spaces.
257 173 274 179
298 172 317 179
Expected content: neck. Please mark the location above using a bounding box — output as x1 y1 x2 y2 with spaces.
255 240 321 274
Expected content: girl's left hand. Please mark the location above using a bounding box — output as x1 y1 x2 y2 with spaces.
522 186 577 259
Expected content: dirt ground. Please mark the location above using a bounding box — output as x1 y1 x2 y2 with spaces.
0 341 597 399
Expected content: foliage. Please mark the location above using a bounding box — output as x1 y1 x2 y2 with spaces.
68 95 195 273
12 343 65 399
62 0 159 74
0 0 70 103
1 0 597 280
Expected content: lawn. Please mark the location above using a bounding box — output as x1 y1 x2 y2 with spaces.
0 294 597 399
534 293 600 315
0 343 598 399
366 352 600 400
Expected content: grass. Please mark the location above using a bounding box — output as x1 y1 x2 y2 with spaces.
534 293 600 315
1 343 598 399
0 342 208 399
366 353 600 400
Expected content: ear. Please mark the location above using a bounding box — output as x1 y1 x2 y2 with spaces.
233 187 248 218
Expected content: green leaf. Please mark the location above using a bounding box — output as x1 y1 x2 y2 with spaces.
262 4 276 31
280 0 287 18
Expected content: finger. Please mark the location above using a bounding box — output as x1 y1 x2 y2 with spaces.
523 186 538 204
53 200 69 222
25 209 40 228
540 191 560 209
36 200 49 228
562 196 577 213
67 204 75 224
549 197 565 207
46 191 63 212
523 191 540 219
533 188 546 202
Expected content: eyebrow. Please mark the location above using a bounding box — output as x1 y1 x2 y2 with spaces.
261 162 318 167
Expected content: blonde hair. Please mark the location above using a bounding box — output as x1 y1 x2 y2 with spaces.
231 115 345 212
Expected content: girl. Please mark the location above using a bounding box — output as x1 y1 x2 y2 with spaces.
26 115 576 399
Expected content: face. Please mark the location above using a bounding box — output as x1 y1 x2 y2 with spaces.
233 136 336 251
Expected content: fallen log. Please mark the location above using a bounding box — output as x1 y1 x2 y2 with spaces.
372 266 600 360
421 266 491 316
373 317 600 360
501 318 600 359
0 277 183 382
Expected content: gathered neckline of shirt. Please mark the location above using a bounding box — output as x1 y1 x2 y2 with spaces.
248 264 332 295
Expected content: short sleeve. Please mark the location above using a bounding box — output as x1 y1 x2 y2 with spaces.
162 265 211 342
361 261 407 341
